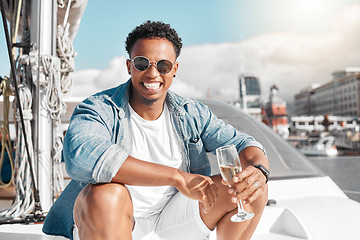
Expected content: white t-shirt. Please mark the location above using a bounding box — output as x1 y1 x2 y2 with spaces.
127 103 185 218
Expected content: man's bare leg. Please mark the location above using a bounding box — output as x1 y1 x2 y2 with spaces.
200 175 268 240
73 183 134 240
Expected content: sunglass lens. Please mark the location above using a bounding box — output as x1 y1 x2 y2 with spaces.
157 60 173 74
134 57 149 71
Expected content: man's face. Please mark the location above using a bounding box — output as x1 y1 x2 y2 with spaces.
126 38 178 106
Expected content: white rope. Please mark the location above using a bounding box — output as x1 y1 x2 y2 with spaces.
57 23 76 97
14 50 66 207
38 54 66 199
57 0 76 98
51 0 77 196
0 84 35 219
62 0 72 27
0 78 14 189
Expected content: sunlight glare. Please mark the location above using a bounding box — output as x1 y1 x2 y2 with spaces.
290 0 336 33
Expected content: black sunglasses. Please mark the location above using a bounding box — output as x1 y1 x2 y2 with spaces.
131 56 174 75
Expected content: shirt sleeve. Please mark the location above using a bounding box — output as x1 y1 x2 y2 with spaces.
195 101 267 156
63 97 129 184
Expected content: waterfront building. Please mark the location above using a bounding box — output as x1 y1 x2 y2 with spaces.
238 74 262 121
262 85 289 138
291 115 359 132
239 75 261 100
295 68 360 117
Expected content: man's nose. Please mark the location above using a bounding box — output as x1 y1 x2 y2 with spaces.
147 62 160 76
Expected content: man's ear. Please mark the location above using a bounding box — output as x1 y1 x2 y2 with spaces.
173 61 179 78
126 59 131 75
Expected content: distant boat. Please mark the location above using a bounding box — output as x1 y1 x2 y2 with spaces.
299 135 338 156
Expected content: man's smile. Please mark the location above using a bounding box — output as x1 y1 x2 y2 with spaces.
143 82 162 91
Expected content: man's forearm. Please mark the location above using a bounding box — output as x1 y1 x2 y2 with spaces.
111 155 218 211
111 155 181 187
239 146 269 169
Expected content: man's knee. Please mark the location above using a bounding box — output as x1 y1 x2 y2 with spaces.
75 183 133 224
87 183 132 206
74 183 134 239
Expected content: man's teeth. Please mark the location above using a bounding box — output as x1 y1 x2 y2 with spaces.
143 82 160 90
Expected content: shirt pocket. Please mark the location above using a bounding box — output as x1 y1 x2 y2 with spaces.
188 137 211 176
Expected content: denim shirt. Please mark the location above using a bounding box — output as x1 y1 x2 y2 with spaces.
43 79 265 239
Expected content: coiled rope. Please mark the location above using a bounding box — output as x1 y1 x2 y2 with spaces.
57 0 75 98
0 84 35 219
0 77 14 189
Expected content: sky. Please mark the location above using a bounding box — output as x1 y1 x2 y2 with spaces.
70 0 360 70
1 0 360 112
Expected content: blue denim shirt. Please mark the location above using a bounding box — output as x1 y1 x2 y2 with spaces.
43 79 265 239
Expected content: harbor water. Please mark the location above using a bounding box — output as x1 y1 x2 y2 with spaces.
309 156 360 203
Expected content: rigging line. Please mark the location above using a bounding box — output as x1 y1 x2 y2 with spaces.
62 0 72 27
12 0 22 46
35 0 41 187
0 0 42 208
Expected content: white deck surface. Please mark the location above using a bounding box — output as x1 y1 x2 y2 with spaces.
0 199 67 239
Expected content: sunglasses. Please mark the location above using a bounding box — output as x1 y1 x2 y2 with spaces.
131 56 174 75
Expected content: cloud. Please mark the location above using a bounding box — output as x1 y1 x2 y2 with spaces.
92 56 129 89
177 4 360 104
71 4 360 110
71 57 129 97
170 78 205 98
71 68 101 97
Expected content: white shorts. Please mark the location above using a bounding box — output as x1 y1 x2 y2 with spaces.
73 192 211 240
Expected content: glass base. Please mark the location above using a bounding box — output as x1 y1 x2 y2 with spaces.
230 211 254 222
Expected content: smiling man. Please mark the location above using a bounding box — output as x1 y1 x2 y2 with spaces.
126 37 178 118
43 21 269 240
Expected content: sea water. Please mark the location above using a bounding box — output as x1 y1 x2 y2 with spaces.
309 155 360 202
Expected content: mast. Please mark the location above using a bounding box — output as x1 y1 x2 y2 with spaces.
30 0 58 212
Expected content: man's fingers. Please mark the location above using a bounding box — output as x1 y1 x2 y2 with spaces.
236 167 252 181
233 181 266 204
202 182 218 214
244 186 265 204
233 167 265 193
221 179 229 186
201 195 212 214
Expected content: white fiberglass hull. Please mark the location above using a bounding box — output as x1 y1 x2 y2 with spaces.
210 176 360 240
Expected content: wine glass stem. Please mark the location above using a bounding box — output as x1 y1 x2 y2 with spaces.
237 199 245 214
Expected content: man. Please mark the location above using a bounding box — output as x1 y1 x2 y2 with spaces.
43 21 269 240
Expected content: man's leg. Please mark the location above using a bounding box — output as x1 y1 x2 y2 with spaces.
200 175 268 240
73 183 134 240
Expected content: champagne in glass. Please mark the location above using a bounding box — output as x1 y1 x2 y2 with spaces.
216 145 254 222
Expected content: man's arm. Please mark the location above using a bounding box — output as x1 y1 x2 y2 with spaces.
112 156 218 213
239 146 269 169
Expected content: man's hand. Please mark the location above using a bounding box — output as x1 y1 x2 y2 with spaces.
176 170 218 214
222 165 267 205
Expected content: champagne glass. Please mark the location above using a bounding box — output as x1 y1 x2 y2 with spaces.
216 145 254 222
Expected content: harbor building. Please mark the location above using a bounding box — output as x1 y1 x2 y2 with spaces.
295 68 360 117
238 75 290 138
262 85 289 138
238 74 262 121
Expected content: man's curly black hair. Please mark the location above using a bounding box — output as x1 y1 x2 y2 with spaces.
125 21 183 59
